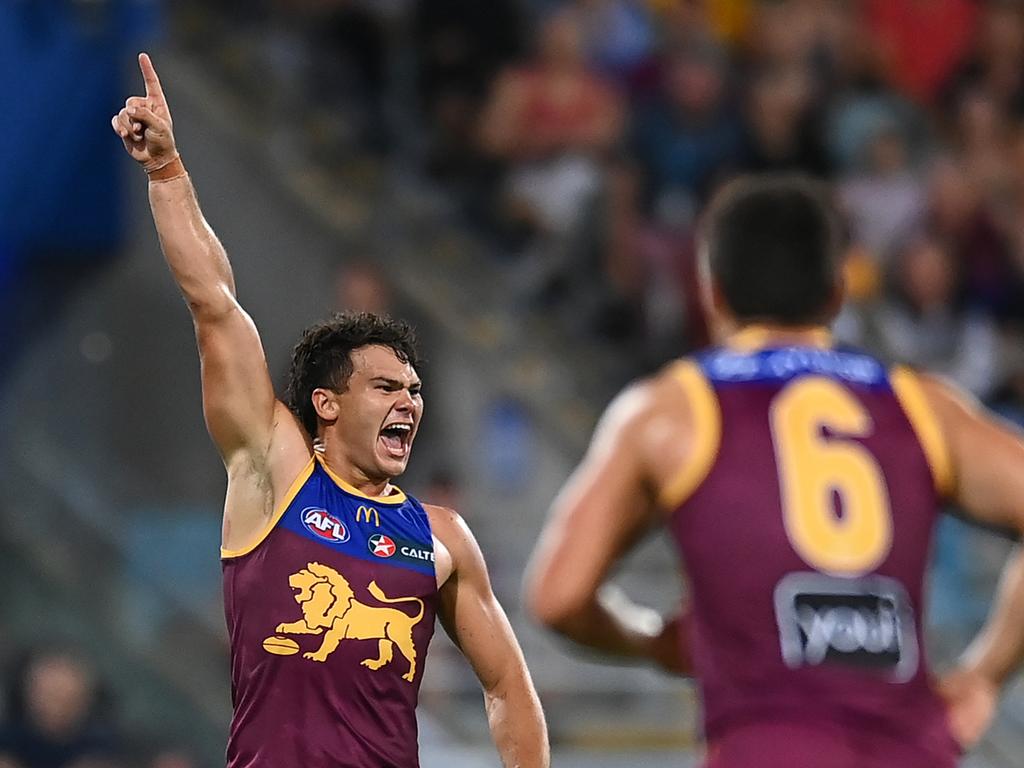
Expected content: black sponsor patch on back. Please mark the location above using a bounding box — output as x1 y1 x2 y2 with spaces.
774 572 918 683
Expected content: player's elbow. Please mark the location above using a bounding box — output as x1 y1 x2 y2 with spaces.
523 573 590 634
523 590 559 630
187 282 240 323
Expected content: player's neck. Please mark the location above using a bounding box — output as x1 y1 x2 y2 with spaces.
726 323 833 352
313 444 399 500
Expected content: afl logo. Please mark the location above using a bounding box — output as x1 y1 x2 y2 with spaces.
302 507 350 543
368 533 396 558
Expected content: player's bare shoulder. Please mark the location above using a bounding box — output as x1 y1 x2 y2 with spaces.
913 369 1024 531
599 359 710 511
423 504 480 589
913 370 983 423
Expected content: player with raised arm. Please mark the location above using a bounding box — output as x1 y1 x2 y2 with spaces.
112 53 549 768
525 175 1024 767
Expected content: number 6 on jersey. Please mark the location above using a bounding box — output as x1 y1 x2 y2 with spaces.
770 377 893 576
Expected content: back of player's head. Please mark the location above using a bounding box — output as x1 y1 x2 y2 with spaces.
701 175 842 325
286 312 421 437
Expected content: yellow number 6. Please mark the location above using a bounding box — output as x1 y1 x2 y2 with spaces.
770 377 892 576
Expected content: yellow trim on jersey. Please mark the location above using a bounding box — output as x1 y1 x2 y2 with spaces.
658 360 722 509
727 325 833 352
315 454 407 505
220 456 317 559
891 366 955 499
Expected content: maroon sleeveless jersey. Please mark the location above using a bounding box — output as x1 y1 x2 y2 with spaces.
665 339 958 765
222 455 438 767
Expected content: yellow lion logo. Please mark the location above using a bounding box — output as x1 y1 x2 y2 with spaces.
273 562 425 682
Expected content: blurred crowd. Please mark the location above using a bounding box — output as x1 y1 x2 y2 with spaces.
195 0 1024 416
0 648 194 768
464 0 1024 411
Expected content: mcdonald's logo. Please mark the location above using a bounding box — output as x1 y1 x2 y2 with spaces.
356 505 380 527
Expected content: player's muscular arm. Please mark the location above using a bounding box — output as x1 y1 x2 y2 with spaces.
523 375 693 675
149 169 287 462
430 507 549 768
921 375 1024 746
113 54 309 546
112 54 277 456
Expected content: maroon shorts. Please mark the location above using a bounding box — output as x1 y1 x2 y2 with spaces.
701 720 960 768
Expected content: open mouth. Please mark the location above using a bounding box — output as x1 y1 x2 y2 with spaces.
378 422 413 460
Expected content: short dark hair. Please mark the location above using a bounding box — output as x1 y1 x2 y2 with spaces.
285 312 421 437
701 175 841 325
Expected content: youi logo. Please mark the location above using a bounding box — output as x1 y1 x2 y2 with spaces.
301 507 350 543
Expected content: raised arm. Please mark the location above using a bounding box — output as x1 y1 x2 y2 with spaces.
523 373 693 675
430 507 549 768
920 375 1024 747
112 54 309 548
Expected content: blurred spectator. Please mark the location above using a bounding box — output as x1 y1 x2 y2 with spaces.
927 156 1024 320
839 124 925 266
630 36 739 213
418 467 463 512
261 0 393 159
479 7 624 238
276 259 405 397
945 0 1024 119
334 260 394 316
844 234 1000 400
737 64 830 177
648 0 717 50
309 1 391 155
745 0 826 70
806 0 870 92
955 87 1015 199
0 649 121 768
414 0 525 179
630 191 706 363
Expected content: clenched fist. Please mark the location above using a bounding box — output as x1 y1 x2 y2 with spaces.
111 53 178 173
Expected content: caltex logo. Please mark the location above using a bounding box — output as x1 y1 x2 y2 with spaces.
368 533 396 558
301 507 349 543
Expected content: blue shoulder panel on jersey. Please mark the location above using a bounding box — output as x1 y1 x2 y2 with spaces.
278 465 435 576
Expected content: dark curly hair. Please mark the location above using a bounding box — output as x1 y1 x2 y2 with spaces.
285 312 421 438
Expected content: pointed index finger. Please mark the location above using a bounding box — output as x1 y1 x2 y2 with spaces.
139 52 164 102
